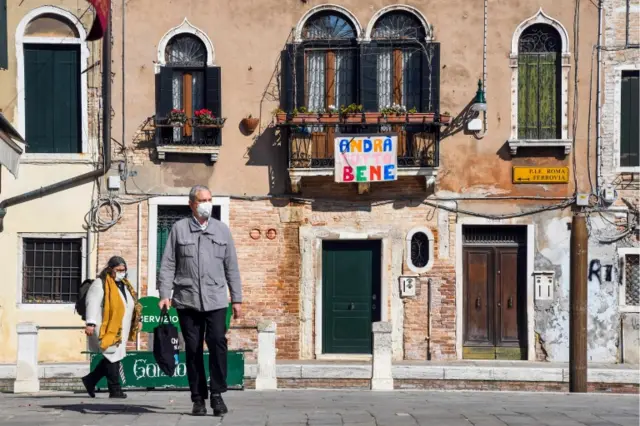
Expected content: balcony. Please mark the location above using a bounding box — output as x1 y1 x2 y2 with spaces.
284 123 440 194
154 117 226 162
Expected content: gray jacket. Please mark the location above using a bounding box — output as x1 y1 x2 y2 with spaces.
158 217 242 312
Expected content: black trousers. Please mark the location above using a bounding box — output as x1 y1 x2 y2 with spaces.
85 357 121 389
177 307 227 402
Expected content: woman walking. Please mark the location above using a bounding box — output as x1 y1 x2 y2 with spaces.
81 256 141 398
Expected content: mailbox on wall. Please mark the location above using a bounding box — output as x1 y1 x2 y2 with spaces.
399 276 417 297
533 271 555 301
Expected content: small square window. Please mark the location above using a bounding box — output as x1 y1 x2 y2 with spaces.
22 237 83 304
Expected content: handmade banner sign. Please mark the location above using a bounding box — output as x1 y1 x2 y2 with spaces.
334 134 398 183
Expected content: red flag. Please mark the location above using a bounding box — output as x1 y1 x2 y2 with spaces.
86 0 110 41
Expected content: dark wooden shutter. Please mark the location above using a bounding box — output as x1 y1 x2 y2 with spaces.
25 45 80 153
620 71 639 168
205 66 222 117
205 66 222 145
294 46 305 109
281 45 294 111
360 42 378 112
420 42 440 113
156 66 173 121
0 0 7 70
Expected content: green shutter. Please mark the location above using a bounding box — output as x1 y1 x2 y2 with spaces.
0 0 7 70
24 44 80 153
620 71 639 168
518 52 559 140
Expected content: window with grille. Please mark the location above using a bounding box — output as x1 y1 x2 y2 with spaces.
623 253 639 307
406 228 434 273
620 70 639 168
517 24 561 140
22 238 83 303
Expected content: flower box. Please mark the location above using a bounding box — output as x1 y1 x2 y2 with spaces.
343 113 363 124
440 114 451 124
407 113 436 124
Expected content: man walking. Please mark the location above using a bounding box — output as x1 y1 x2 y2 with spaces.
158 185 242 417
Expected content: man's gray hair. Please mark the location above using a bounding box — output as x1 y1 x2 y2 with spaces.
189 185 211 202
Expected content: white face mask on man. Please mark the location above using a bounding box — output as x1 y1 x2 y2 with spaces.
115 271 127 282
196 202 213 220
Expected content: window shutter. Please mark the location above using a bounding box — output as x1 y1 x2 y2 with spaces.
281 45 294 111
294 46 305 109
621 71 639 168
360 42 379 112
0 0 7 70
420 42 440 113
156 67 173 121
205 66 222 117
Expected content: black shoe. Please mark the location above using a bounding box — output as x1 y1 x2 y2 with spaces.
108 385 127 399
192 400 207 416
81 376 96 398
211 394 228 417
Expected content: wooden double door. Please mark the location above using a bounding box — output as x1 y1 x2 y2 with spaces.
463 245 527 360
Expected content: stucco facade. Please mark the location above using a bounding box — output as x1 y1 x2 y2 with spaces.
0 2 101 363
4 0 628 367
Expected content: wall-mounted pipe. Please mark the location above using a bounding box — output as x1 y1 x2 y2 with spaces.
0 14 112 232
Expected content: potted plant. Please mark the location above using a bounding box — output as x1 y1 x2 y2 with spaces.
194 108 216 126
241 114 260 133
440 111 452 124
340 103 363 123
168 108 187 126
380 104 407 123
322 105 340 124
273 108 287 123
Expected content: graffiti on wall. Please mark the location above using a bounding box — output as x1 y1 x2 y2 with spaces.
588 259 614 284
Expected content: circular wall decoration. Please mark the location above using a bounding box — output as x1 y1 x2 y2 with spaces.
250 229 261 240
266 229 277 240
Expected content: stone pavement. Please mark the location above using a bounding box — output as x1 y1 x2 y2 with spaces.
0 390 638 426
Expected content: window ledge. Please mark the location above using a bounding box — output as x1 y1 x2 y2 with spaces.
17 303 76 311
616 167 640 174
620 306 640 314
20 153 95 164
288 167 438 194
156 145 221 163
507 139 572 156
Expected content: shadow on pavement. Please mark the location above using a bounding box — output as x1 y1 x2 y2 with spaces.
40 404 164 414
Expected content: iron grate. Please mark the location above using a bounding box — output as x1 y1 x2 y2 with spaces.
22 238 82 303
625 254 639 306
463 226 527 246
410 231 430 268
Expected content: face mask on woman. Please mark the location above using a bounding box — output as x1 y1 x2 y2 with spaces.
115 271 127 282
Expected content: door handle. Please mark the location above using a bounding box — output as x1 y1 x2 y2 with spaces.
372 304 376 310
497 301 501 307
476 297 481 309
508 296 513 309
348 302 355 310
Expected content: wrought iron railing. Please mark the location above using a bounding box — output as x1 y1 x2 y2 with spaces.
287 124 439 169
155 117 225 147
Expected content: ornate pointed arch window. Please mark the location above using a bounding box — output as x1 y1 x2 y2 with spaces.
517 24 562 140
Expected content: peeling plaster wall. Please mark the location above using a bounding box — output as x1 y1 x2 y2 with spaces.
535 215 619 363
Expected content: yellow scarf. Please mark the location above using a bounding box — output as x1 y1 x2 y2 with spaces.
99 275 142 351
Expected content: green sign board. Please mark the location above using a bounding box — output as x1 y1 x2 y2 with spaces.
138 296 233 332
90 350 245 390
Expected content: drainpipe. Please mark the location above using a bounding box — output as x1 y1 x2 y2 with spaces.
595 0 603 193
136 202 142 350
426 278 432 360
0 16 112 232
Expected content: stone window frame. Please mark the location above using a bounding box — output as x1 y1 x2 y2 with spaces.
507 8 572 156
618 247 640 313
16 232 87 311
155 18 215 73
15 6 91 164
613 64 640 174
405 226 435 274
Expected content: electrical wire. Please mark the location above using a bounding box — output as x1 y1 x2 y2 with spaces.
86 195 123 232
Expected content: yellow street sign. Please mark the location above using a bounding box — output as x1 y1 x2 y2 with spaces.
512 167 569 184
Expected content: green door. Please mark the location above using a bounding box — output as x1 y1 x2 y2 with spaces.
322 240 381 354
24 44 81 153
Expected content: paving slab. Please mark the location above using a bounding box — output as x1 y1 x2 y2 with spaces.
0 389 637 426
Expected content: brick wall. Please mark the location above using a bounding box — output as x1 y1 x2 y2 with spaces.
96 176 458 361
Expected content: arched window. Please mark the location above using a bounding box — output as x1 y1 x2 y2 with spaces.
16 7 89 155
300 11 358 111
517 24 562 140
155 20 220 150
367 10 434 112
406 227 434 273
